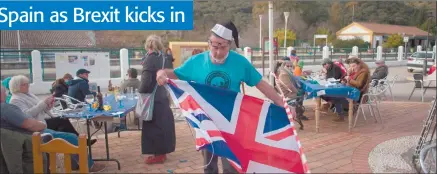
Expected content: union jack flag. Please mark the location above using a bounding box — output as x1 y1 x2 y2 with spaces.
165 79 309 173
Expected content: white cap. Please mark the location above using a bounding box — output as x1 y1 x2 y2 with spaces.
211 24 233 41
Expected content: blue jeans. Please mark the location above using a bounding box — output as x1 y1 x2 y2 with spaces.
42 129 94 169
322 96 349 118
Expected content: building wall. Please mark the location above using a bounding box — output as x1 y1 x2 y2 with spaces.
338 35 371 43
340 25 369 34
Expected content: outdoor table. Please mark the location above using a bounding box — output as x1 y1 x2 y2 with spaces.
62 95 137 170
298 77 361 133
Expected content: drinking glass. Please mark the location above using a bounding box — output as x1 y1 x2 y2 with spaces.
85 94 94 111
127 87 134 100
134 89 139 100
117 92 126 108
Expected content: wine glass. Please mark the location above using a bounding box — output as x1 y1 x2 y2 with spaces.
134 89 139 100
117 92 126 108
127 87 134 100
85 94 94 111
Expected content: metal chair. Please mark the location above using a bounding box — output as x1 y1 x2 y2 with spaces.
408 74 429 102
353 82 389 128
384 75 398 101
52 95 103 138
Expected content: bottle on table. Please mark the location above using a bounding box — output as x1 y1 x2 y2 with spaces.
97 86 104 111
108 80 114 91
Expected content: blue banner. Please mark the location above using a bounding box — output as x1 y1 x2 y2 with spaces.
0 0 193 30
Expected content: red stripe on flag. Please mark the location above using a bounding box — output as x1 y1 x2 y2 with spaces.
221 96 304 173
196 138 210 147
265 127 294 141
206 130 222 138
179 95 202 111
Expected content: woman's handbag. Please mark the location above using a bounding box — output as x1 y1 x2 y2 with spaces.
135 54 166 121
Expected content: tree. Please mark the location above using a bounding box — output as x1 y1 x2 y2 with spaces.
383 34 403 48
332 37 367 48
329 1 342 30
420 19 437 36
252 1 268 24
274 28 297 47
345 1 358 22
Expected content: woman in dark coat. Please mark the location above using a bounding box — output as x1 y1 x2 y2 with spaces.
50 74 72 109
138 35 176 164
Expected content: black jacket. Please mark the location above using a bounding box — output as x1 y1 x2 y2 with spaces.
326 63 344 80
67 78 94 103
50 82 69 108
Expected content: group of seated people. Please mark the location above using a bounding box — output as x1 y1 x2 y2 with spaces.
275 52 390 123
0 76 106 173
1 66 143 173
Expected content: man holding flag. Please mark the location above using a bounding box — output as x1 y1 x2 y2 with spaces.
156 21 283 173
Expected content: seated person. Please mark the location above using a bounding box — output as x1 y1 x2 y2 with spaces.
68 69 95 103
334 57 347 76
274 61 308 121
4 83 105 172
1 77 12 103
371 60 388 85
327 57 371 122
321 58 346 110
1 85 47 174
321 58 345 80
289 49 304 76
8 75 97 146
50 73 73 109
120 68 141 93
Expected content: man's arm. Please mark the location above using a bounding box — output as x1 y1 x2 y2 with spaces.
10 98 48 119
2 104 46 132
256 80 284 106
158 69 179 79
21 119 46 132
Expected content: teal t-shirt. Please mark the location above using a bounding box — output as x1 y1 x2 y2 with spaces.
174 50 262 93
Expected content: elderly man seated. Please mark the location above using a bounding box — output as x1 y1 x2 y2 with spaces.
7 75 105 172
371 60 389 85
1 84 48 174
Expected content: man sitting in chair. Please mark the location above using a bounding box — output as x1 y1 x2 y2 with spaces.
1 84 48 174
371 60 388 86
274 61 309 122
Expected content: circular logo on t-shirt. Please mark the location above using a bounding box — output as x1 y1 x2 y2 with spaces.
205 71 231 89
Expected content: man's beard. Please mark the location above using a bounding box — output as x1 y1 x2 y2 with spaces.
210 52 229 64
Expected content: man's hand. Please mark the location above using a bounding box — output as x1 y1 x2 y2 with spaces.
44 96 54 109
156 70 168 86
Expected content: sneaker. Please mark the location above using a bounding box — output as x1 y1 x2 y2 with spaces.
90 163 106 173
145 155 166 164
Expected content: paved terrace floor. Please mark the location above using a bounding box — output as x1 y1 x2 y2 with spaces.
86 101 431 173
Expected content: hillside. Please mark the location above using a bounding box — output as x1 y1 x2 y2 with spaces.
95 1 436 48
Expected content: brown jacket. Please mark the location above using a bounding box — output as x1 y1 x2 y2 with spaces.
276 68 298 100
349 68 371 95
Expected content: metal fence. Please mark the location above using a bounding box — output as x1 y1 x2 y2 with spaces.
0 50 33 82
0 46 407 82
